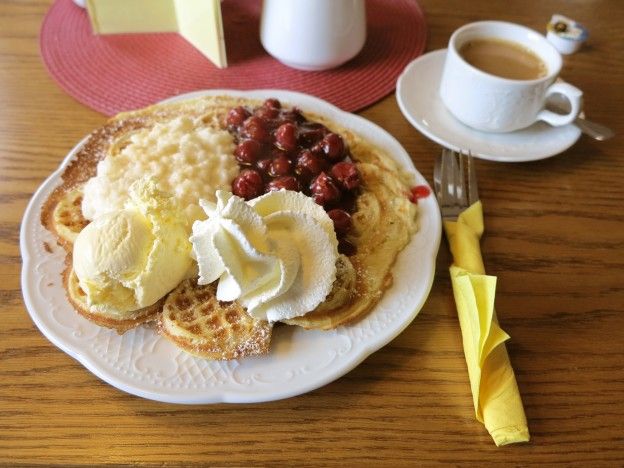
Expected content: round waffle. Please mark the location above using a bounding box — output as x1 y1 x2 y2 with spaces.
158 279 272 360
50 186 89 248
64 267 162 334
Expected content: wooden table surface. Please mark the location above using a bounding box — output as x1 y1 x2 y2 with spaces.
2 0 623 465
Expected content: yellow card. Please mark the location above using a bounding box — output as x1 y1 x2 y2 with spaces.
175 0 227 68
86 0 227 68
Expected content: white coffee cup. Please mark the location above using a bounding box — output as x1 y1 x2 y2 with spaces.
260 0 366 71
439 21 583 133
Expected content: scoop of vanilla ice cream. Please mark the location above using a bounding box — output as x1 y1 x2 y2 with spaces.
73 178 193 315
191 190 339 322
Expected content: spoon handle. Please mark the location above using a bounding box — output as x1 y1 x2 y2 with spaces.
574 116 615 141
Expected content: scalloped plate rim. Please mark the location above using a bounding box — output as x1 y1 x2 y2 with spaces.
20 89 441 404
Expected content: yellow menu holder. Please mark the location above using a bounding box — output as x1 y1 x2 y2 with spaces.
86 0 227 68
444 201 530 446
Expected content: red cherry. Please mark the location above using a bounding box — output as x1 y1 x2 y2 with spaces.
263 98 281 110
232 169 264 200
281 107 305 124
274 123 298 152
296 150 327 180
242 116 271 143
327 209 352 236
269 154 292 177
319 133 345 161
255 106 280 120
330 161 360 190
310 172 341 206
255 158 272 176
266 176 301 192
226 106 250 127
234 139 262 165
298 124 327 146
273 118 296 129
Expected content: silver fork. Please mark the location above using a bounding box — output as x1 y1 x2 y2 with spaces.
433 148 479 221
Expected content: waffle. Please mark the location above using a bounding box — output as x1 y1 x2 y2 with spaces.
285 160 417 330
48 186 89 249
158 279 272 359
311 254 356 313
42 182 163 332
283 113 418 330
64 266 162 334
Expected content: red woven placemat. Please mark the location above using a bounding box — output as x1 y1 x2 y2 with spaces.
40 0 427 116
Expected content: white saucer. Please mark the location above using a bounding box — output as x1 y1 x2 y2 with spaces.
396 49 582 162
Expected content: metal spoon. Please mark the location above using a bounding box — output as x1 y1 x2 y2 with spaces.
547 102 615 141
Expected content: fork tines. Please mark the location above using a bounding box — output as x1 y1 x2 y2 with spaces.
466 151 479 205
435 148 479 221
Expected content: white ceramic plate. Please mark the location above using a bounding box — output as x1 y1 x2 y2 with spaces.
20 89 441 404
396 49 582 162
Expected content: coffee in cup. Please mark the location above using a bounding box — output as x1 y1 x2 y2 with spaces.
459 38 547 80
439 21 583 133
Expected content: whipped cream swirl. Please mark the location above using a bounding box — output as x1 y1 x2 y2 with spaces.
190 190 339 322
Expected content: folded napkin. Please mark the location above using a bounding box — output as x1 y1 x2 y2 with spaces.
443 201 530 446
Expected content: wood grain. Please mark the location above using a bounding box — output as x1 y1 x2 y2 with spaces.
1 0 623 465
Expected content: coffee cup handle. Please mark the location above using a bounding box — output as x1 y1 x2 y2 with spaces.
537 82 583 127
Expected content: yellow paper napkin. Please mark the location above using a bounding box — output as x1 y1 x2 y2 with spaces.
444 201 530 446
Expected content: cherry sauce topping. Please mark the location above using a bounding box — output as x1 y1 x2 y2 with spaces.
227 99 361 254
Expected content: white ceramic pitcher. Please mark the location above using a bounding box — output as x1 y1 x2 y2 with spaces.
260 0 366 71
